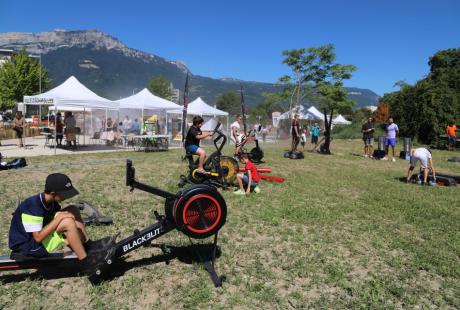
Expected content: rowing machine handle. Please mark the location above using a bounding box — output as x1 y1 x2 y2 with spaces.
126 160 135 187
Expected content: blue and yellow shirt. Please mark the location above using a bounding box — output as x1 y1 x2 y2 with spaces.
9 193 61 254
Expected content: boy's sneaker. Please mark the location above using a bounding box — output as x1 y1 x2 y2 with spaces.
392 158 396 162
364 154 369 158
381 157 388 161
79 250 108 276
233 189 245 195
253 186 261 194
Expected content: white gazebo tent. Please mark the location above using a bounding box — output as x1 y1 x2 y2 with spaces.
279 105 313 120
23 76 118 153
332 114 351 125
117 88 181 135
167 97 229 142
306 106 325 120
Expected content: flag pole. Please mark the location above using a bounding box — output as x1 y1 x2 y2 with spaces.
181 72 190 148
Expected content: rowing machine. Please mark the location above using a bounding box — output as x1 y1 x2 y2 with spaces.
0 160 227 286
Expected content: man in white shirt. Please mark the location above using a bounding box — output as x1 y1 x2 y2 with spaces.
231 114 243 154
122 116 132 134
383 117 399 162
406 147 436 184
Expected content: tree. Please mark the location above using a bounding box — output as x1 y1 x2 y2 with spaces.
280 44 357 154
248 92 284 124
147 75 172 100
382 48 460 145
0 49 50 110
215 91 240 115
278 49 315 117
373 102 390 123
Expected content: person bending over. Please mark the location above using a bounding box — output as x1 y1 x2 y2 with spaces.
406 147 436 185
234 153 261 195
9 173 109 274
184 116 214 173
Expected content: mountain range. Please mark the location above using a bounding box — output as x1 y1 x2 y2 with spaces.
0 29 380 109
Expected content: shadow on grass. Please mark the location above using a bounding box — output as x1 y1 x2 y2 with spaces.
0 243 222 285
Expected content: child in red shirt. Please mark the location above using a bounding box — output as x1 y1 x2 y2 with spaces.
234 154 261 195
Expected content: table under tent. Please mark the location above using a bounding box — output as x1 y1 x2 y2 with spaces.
23 76 119 153
116 88 182 150
167 97 229 146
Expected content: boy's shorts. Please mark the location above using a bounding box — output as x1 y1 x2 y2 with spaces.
42 231 66 252
311 136 318 144
448 136 457 145
242 173 258 187
385 138 396 146
185 145 200 154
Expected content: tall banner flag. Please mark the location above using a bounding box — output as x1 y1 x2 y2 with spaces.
181 72 190 145
240 85 247 135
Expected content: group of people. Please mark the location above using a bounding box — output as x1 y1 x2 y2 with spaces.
184 115 261 196
290 114 321 153
361 116 399 161
48 111 78 148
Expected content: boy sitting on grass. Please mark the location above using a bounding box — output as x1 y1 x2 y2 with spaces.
234 153 261 195
9 173 111 274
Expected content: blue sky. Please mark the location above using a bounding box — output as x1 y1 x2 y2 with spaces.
1 0 459 96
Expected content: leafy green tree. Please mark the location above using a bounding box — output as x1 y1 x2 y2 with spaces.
215 91 240 115
280 44 357 154
382 48 460 145
0 49 50 110
147 75 172 99
248 92 284 124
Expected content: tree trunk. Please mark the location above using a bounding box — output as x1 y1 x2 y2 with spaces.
322 108 333 154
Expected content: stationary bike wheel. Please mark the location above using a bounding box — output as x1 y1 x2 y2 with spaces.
218 156 239 184
173 185 227 239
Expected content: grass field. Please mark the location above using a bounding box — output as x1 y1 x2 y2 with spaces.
0 140 459 309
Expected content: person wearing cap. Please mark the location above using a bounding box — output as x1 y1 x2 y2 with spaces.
8 173 107 273
406 147 436 184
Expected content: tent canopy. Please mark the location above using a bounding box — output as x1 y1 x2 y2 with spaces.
279 105 323 120
117 88 181 110
24 76 117 109
332 114 351 125
306 106 325 120
168 97 228 116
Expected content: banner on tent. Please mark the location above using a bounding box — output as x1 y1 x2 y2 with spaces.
24 97 54 104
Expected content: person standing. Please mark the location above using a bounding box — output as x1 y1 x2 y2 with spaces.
406 148 436 185
361 117 375 158
64 112 77 148
231 114 243 155
446 121 458 151
122 115 132 135
55 112 64 146
383 117 399 162
13 111 26 147
300 128 307 152
310 122 321 148
291 114 300 152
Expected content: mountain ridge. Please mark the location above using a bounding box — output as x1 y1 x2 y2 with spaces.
0 29 380 108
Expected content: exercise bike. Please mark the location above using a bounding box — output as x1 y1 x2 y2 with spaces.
235 128 264 164
178 122 238 189
0 160 228 286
